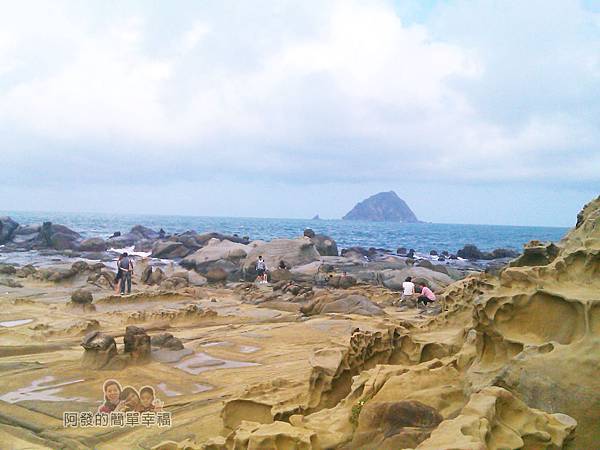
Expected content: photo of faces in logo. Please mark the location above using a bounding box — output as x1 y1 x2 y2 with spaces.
98 379 164 414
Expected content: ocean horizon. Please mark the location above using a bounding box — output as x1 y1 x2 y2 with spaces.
1 209 570 254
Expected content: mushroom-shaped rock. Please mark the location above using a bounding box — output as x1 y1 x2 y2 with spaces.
81 331 118 369
123 326 151 363
71 288 93 304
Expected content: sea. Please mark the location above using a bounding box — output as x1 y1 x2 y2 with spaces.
1 211 570 254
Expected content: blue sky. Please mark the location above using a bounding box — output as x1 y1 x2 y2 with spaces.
0 0 598 226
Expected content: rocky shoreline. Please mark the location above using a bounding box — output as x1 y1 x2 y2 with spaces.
1 216 520 286
1 199 597 449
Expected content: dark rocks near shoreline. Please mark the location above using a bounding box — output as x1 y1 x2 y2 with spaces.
0 216 19 244
456 244 519 261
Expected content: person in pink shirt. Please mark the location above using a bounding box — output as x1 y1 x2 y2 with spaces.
417 283 436 308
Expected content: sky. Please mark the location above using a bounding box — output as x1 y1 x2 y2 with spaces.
0 0 598 227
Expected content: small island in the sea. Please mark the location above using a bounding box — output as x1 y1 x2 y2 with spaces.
343 191 420 222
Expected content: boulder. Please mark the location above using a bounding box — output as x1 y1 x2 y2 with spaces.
130 225 159 240
149 267 165 285
490 247 519 259
341 246 370 259
87 270 115 289
0 263 17 275
71 260 89 273
311 234 338 256
160 275 189 290
429 250 438 256
141 266 153 284
50 232 80 250
81 332 118 370
303 228 316 238
456 244 483 260
243 238 320 280
79 237 107 252
11 226 40 246
0 278 23 288
0 217 19 244
269 268 293 283
205 267 228 283
416 260 435 270
107 234 136 247
380 267 454 292
71 289 93 304
301 294 384 316
35 222 81 250
327 274 357 289
397 247 407 256
180 239 248 272
457 244 520 261
123 326 151 363
290 261 323 282
195 232 249 246
151 241 190 259
151 333 184 350
188 271 208 286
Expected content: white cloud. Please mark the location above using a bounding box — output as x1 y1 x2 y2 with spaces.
0 0 598 191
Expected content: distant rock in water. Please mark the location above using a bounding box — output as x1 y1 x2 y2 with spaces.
343 191 419 222
311 214 321 220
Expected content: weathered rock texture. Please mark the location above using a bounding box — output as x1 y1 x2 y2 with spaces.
194 196 599 449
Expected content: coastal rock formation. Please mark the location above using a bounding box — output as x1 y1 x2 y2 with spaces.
508 240 559 267
303 229 338 256
0 263 17 275
456 244 520 260
123 326 151 363
379 267 454 292
310 234 338 257
151 241 190 259
70 288 93 304
416 387 577 449
180 239 248 273
198 197 599 449
79 237 108 252
0 216 19 244
151 333 184 350
343 191 419 222
81 332 118 370
300 294 384 316
2 199 598 450
242 238 321 280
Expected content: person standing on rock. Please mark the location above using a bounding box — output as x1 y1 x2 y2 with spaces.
417 283 436 308
119 252 134 295
114 254 124 294
256 255 268 284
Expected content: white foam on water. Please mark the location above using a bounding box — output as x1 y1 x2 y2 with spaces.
0 319 33 327
108 246 151 258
